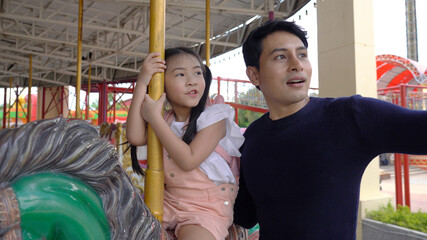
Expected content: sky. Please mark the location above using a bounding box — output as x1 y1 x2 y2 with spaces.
1 0 427 107
210 0 427 90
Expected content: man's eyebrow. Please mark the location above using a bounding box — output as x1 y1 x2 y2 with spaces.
270 46 307 55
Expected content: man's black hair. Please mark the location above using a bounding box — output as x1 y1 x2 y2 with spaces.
242 20 308 69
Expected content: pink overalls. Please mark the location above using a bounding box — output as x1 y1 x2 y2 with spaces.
162 148 238 240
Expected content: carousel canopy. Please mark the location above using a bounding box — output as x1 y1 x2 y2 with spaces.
376 54 427 89
0 0 310 88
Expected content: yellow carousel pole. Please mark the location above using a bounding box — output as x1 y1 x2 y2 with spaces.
75 0 83 119
27 54 32 123
8 77 12 128
205 0 210 67
145 0 166 221
86 64 91 120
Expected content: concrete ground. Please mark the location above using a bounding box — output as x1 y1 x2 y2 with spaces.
379 165 427 212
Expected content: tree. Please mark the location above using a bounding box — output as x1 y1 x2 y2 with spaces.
237 108 262 128
236 87 265 128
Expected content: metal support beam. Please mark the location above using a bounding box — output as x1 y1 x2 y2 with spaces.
405 0 418 61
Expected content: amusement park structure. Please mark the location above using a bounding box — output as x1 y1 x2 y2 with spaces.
3 55 426 128
0 0 310 125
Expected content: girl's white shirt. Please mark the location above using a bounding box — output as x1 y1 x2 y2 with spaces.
169 104 245 185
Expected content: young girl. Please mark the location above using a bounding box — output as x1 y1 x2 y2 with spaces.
126 47 244 240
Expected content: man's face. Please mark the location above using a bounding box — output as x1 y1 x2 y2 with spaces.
247 31 312 111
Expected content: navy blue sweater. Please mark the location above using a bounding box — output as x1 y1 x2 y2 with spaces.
234 95 427 240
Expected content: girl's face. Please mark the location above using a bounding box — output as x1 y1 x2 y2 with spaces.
164 53 206 111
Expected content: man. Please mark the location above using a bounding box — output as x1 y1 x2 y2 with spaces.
233 20 427 239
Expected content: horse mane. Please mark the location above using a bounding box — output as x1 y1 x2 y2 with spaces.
0 117 161 239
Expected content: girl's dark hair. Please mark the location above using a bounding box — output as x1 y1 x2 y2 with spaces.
164 47 212 144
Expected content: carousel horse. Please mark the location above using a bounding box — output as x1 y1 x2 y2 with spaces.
0 117 161 240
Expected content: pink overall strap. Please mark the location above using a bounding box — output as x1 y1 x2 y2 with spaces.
214 145 240 178
214 145 232 165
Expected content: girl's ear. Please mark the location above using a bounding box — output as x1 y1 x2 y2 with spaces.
246 66 260 87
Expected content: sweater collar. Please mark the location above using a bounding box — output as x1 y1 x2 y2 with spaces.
264 97 318 126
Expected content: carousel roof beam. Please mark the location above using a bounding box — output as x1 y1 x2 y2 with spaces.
42 0 57 16
92 0 286 18
59 59 140 75
1 52 43 65
167 4 273 17
0 13 145 36
11 0 119 26
0 81 10 87
0 69 68 86
187 22 204 39
117 55 133 68
1 19 16 32
0 45 78 63
85 8 106 25
92 62 138 74
1 31 147 58
9 0 23 14
2 18 62 46
51 48 141 74
118 34 147 53
87 4 139 29
113 5 141 29
29 20 58 40
0 45 140 77
44 45 66 62
166 33 239 48
81 41 145 65
7 15 147 54
0 58 105 82
14 19 31 36
45 3 69 20
1 14 238 48
89 51 137 67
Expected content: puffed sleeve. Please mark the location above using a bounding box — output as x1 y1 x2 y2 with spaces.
197 104 244 157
